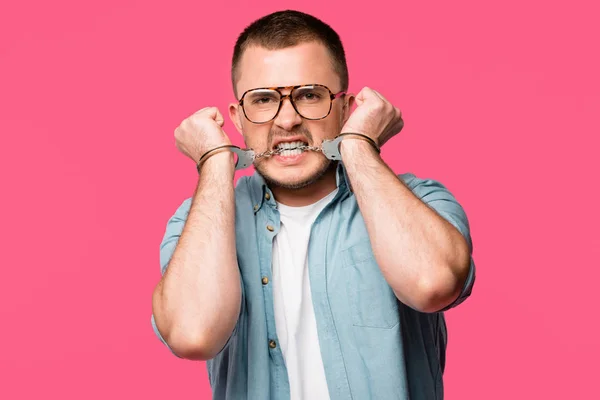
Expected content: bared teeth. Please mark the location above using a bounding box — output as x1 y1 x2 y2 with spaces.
275 140 307 150
278 148 303 156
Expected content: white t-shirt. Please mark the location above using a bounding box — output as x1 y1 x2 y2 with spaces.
272 188 338 400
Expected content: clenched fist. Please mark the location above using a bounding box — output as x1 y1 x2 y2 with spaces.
174 107 232 163
341 87 404 147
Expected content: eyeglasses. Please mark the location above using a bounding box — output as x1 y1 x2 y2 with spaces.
238 84 346 124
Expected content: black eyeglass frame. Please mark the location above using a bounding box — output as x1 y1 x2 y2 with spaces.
238 83 346 124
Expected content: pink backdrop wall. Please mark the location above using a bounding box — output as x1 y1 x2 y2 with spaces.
1 0 598 398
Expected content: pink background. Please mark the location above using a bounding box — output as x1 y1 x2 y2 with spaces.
1 0 598 398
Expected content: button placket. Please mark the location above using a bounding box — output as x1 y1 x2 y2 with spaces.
257 203 285 370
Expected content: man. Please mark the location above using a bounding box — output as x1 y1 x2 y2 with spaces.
151 9 475 400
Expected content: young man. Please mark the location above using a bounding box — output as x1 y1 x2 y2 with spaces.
152 10 476 400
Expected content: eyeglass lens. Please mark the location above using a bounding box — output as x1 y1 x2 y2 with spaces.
243 85 331 123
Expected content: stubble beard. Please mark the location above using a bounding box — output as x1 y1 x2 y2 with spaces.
255 154 335 190
250 124 336 190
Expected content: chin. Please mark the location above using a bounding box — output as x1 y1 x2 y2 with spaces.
256 156 334 190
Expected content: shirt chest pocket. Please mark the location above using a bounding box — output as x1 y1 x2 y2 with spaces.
341 243 400 329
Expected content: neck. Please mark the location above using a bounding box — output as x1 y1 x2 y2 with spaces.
271 164 338 207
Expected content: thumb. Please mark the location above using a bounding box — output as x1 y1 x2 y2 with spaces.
200 107 225 127
354 92 365 107
355 86 374 106
214 110 225 127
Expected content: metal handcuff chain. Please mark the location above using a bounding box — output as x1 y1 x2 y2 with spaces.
196 133 380 173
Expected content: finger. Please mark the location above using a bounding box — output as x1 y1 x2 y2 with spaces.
356 87 378 106
371 89 386 101
214 109 225 127
395 118 405 133
193 107 212 115
354 94 365 107
174 125 187 141
194 107 225 127
361 87 389 109
357 86 375 101
354 88 366 105
364 86 386 101
195 106 219 119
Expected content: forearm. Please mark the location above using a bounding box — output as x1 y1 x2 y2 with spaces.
340 140 471 312
152 152 241 359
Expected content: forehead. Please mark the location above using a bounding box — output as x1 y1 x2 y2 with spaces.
236 41 339 96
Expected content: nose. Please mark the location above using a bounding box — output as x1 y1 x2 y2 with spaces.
273 94 302 131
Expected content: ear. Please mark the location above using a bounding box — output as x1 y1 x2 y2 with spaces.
228 102 244 135
342 93 356 124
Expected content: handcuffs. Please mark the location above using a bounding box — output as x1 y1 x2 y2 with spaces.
196 132 380 173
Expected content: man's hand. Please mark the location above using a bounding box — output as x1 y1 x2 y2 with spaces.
341 87 404 147
174 107 232 163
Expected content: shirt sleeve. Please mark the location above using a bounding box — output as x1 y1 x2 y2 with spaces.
151 198 193 357
151 197 244 357
400 173 476 312
159 198 193 275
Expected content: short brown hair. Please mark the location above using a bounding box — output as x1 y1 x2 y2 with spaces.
231 10 349 97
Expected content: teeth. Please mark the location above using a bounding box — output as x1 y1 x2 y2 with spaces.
279 149 302 157
276 140 306 150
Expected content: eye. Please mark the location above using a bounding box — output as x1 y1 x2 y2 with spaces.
296 91 322 101
252 96 275 105
252 97 277 105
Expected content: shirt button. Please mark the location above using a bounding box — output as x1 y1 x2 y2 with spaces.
269 340 277 349
265 192 271 200
253 204 259 211
266 225 274 232
262 276 269 285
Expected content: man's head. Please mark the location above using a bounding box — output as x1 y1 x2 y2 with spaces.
228 10 353 190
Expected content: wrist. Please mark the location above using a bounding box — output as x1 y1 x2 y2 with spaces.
197 145 236 174
197 148 236 176
338 134 380 158
203 150 235 165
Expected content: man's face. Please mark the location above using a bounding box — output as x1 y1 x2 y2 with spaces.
229 41 352 190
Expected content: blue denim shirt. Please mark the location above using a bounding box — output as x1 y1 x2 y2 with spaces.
152 163 476 400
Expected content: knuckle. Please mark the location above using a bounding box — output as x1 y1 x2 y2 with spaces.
189 114 204 127
180 118 192 130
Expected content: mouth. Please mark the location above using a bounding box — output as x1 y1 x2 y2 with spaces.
272 139 309 157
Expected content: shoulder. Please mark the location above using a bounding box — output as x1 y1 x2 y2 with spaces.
398 172 472 248
398 172 463 206
235 175 252 196
171 176 254 213
398 172 449 193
